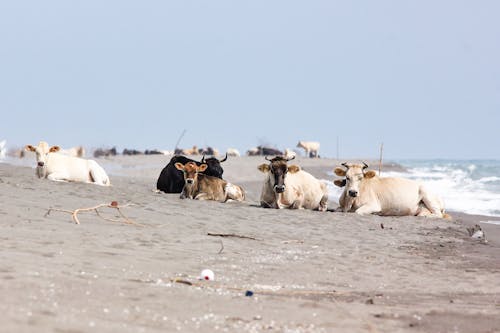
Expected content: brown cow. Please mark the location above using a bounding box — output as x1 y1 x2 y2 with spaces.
174 162 245 202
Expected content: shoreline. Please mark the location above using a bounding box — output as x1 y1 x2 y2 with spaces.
1 157 500 332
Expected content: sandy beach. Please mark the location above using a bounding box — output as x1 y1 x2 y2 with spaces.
1 155 499 333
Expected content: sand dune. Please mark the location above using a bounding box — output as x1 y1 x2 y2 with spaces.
1 156 499 333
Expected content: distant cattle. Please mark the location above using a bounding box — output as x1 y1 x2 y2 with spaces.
122 148 143 155
174 161 244 202
93 147 117 158
156 154 228 193
258 156 328 211
226 148 241 157
333 162 449 218
247 146 283 156
174 146 199 155
297 141 320 158
198 147 219 156
25 141 110 186
144 149 165 155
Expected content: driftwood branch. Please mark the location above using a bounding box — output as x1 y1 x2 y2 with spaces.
45 201 143 226
207 232 259 241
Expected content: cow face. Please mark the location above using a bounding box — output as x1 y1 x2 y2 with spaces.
334 163 376 198
258 156 299 194
175 162 208 185
25 141 60 178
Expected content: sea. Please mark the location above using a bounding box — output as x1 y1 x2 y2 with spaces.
326 159 500 218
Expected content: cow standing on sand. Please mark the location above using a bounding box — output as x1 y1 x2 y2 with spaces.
174 162 245 202
297 141 320 158
333 162 449 218
25 141 110 186
156 154 227 193
258 156 328 211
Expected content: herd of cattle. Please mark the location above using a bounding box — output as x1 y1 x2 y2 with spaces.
18 141 450 219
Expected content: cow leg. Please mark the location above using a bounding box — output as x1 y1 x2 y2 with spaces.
419 187 443 218
194 193 209 200
88 161 110 186
46 172 70 182
318 193 328 212
355 203 381 215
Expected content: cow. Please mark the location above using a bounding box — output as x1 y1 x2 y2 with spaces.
93 147 117 158
333 162 449 218
258 156 328 211
296 141 320 158
247 146 283 156
226 148 241 157
198 147 219 156
122 148 143 155
25 141 110 186
174 161 245 202
156 154 228 193
174 146 199 155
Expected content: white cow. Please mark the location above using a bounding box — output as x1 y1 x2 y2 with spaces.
258 156 328 211
296 141 320 158
25 141 110 186
226 148 241 157
333 162 449 218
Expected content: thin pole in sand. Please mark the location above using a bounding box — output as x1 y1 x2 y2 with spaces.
174 129 187 151
378 142 384 176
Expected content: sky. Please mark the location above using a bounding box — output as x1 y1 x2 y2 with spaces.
1 0 499 160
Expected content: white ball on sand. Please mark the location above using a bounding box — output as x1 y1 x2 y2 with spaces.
200 269 215 281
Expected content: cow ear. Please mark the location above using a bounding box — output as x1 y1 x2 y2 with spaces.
198 164 208 172
334 167 346 177
174 163 184 171
258 164 270 173
288 165 300 173
334 179 346 187
49 146 60 153
25 145 35 152
364 170 377 179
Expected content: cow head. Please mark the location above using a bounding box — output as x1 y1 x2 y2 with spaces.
333 162 377 198
200 153 227 178
25 141 60 178
258 156 299 193
175 161 207 186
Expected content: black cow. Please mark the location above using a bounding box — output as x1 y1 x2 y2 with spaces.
156 154 228 193
93 147 117 158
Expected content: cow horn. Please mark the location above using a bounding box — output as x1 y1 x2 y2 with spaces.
219 153 228 163
341 162 349 169
286 155 295 162
201 154 206 163
265 156 273 161
362 162 369 170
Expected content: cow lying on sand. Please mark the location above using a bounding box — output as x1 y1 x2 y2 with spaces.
333 162 449 218
174 162 245 202
156 154 227 193
258 156 328 211
25 141 110 186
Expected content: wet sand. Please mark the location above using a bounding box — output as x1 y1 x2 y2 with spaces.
1 155 499 333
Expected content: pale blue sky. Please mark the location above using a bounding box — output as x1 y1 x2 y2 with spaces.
1 1 499 159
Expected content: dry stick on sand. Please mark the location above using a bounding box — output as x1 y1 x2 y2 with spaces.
45 201 143 226
207 232 260 241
